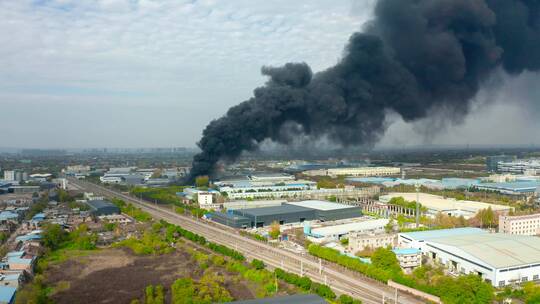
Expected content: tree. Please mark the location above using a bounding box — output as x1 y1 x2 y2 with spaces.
269 221 280 239
385 217 395 233
195 176 209 188
42 223 68 250
251 259 265 270
371 248 401 274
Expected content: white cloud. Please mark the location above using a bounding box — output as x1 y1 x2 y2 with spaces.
0 0 370 148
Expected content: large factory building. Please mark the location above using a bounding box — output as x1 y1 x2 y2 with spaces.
210 201 361 228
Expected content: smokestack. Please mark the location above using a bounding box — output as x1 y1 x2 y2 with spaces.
188 0 540 182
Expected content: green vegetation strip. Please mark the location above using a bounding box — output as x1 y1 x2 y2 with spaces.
308 244 494 304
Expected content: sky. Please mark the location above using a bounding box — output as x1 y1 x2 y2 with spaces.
2 0 539 149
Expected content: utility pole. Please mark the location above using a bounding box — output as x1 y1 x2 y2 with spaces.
395 288 398 304
415 183 420 228
319 258 322 274
300 260 303 276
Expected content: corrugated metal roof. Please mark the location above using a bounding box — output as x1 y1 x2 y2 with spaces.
399 227 486 241
226 294 326 304
429 233 540 269
287 200 357 211
0 286 16 303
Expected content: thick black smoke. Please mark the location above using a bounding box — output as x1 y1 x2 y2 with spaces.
189 0 540 180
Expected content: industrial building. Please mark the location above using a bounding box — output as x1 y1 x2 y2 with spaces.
398 228 540 287
486 155 516 172
287 200 361 221
227 294 326 304
499 213 540 235
306 218 389 242
497 159 540 174
380 193 512 219
348 231 395 252
303 166 400 178
85 200 120 216
211 201 362 228
474 181 540 196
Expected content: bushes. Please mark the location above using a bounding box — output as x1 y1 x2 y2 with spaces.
113 230 173 255
338 294 362 304
170 273 232 304
251 259 265 270
145 285 164 304
111 199 152 222
274 268 338 300
308 244 393 282
274 268 312 291
207 242 245 261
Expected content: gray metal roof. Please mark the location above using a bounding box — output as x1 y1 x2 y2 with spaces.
226 294 326 304
86 200 117 209
429 233 540 269
241 204 313 217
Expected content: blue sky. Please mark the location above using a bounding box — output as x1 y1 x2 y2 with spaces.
2 0 539 148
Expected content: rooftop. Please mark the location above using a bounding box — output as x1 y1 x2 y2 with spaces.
86 199 117 209
226 294 326 304
312 219 389 236
381 193 511 212
0 286 16 303
287 200 357 211
393 248 421 255
429 233 540 269
399 227 486 241
240 204 313 217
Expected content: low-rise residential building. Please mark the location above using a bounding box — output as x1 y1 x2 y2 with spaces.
499 213 540 235
98 214 132 224
5 251 35 272
197 192 214 206
348 232 396 253
392 248 422 272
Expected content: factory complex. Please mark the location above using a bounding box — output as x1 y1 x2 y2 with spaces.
398 228 540 287
210 200 362 228
379 192 513 219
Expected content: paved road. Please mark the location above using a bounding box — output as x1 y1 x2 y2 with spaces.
70 178 425 304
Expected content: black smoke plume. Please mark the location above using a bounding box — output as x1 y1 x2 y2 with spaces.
189 0 540 180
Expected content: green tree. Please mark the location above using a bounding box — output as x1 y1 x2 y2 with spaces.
195 176 209 188
42 223 68 250
269 221 280 239
371 248 401 274
251 259 265 270
145 285 154 304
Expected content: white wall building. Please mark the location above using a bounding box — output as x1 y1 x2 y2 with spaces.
197 192 214 206
348 232 396 253
303 167 400 178
3 171 15 181
499 213 540 235
399 228 540 287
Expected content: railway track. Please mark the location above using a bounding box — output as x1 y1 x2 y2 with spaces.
70 179 424 304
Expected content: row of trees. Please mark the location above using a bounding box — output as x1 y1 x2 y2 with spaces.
308 244 494 303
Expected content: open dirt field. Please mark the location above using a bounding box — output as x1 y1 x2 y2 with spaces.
44 247 265 304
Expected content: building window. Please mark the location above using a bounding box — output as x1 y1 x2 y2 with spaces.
499 281 505 287
534 275 539 281
523 277 528 282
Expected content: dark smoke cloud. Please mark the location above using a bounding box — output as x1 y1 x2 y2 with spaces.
189 0 540 180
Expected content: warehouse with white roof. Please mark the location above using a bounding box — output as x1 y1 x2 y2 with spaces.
399 228 540 287
380 193 512 219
